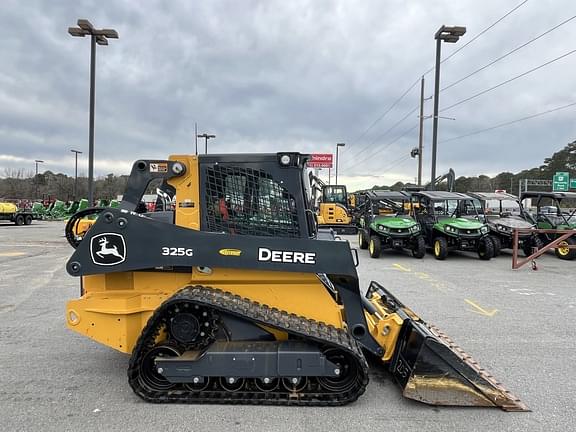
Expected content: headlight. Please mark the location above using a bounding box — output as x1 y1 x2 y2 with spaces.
496 224 509 232
409 225 420 233
279 154 291 166
481 226 489 234
377 224 389 232
444 225 457 233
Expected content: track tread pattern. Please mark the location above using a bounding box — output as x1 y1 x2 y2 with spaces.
128 285 369 406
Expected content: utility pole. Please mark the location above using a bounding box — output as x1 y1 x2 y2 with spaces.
417 76 425 186
68 19 119 205
71 149 82 201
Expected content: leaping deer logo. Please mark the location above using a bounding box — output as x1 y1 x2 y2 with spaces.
95 237 124 259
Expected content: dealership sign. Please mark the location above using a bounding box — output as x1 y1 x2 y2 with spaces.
308 153 333 168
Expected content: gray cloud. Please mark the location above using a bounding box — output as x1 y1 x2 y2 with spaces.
1 0 575 189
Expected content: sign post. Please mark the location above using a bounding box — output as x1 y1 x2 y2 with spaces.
308 154 333 168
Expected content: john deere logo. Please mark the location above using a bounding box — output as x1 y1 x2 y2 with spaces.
219 248 242 257
90 233 126 266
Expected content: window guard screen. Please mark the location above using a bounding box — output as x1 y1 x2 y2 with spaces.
204 165 300 237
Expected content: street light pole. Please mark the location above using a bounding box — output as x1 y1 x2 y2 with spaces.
69 19 118 205
197 133 216 154
429 25 466 190
71 150 82 201
335 143 345 185
34 160 44 199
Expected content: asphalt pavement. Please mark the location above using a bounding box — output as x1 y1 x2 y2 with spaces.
0 221 574 432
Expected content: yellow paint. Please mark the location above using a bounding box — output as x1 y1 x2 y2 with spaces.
219 248 242 256
0 252 26 257
68 269 346 353
434 240 441 256
464 299 498 317
168 155 201 230
363 292 405 361
557 241 570 256
317 203 353 226
392 263 411 272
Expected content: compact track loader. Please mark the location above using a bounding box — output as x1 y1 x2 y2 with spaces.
65 153 527 410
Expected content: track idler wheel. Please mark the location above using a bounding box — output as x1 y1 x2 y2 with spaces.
139 345 181 391
318 349 359 393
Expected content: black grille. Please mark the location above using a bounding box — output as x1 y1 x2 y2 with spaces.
204 165 300 237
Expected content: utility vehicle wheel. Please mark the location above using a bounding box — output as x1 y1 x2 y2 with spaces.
358 229 369 249
24 215 33 225
15 215 24 226
369 236 381 258
555 237 576 260
489 235 501 256
478 236 494 261
522 236 543 257
412 236 426 259
433 237 448 260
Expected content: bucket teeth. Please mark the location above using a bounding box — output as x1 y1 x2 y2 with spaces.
392 320 529 412
367 281 529 412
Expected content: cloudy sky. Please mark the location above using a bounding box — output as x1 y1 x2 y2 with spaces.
1 0 575 190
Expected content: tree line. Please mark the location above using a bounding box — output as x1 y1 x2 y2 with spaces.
369 140 576 195
0 169 129 202
1 140 574 201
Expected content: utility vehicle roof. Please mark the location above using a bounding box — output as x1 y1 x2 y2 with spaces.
520 191 576 200
366 190 410 201
412 191 471 200
467 192 519 201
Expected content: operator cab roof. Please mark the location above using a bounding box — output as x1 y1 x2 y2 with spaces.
467 192 519 201
366 190 410 201
412 191 471 200
520 191 576 200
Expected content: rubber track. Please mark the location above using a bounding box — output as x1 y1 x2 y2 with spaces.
128 285 369 405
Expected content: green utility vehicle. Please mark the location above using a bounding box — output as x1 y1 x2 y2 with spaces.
357 191 425 258
412 191 494 260
468 191 542 256
520 191 576 260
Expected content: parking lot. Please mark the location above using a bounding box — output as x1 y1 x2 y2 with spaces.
1 221 574 432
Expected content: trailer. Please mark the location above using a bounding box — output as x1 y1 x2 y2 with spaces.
0 202 35 226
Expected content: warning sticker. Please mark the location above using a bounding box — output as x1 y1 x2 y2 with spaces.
150 163 168 173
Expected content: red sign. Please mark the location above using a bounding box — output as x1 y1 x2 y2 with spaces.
308 153 333 168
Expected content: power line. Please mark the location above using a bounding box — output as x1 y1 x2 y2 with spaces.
441 14 576 92
352 154 412 179
346 1 530 174
349 77 420 146
440 48 576 112
440 101 576 144
344 105 419 167
344 124 419 173
422 0 530 75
